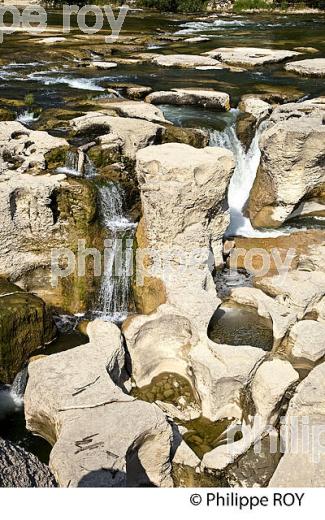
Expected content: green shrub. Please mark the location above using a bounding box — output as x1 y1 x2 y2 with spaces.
138 0 207 12
233 0 273 11
24 93 34 107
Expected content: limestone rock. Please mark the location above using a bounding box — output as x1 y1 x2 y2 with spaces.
0 170 102 313
0 279 56 383
0 438 56 487
285 58 325 77
255 270 325 318
287 320 325 364
135 143 234 327
269 362 325 486
103 100 168 124
125 85 153 100
123 305 197 388
235 112 257 151
146 89 230 111
90 61 117 69
0 121 68 173
24 319 173 487
152 54 222 68
269 97 325 124
70 112 165 159
123 305 265 422
251 359 299 423
238 96 272 123
205 47 300 67
248 115 325 228
190 339 265 422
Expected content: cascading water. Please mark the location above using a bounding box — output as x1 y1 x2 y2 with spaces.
210 117 282 238
57 151 97 178
95 181 136 322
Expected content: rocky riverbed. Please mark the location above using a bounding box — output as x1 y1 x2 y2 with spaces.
0 6 325 487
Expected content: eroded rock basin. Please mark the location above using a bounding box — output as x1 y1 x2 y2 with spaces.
208 303 274 351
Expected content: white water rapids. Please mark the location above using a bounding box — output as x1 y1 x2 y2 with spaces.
210 118 283 238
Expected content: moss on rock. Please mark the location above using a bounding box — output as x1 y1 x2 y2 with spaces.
0 278 56 384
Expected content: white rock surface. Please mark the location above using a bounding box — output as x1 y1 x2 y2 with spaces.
70 112 165 159
24 320 173 487
238 96 272 122
251 359 299 422
285 58 325 77
124 304 265 423
135 142 234 328
248 115 325 227
269 362 325 486
90 61 117 69
103 100 168 123
288 320 325 364
0 170 67 279
205 47 300 67
145 89 230 110
152 54 222 68
256 270 325 318
0 121 68 173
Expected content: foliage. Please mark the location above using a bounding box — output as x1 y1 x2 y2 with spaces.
233 0 272 12
138 0 207 13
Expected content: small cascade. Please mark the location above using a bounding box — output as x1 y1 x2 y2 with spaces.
57 150 97 178
210 119 282 238
16 110 39 124
95 181 136 323
0 369 26 420
10 367 28 400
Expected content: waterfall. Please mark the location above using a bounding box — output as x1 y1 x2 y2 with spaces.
210 119 283 238
0 369 26 420
10 368 28 399
96 181 136 322
57 151 96 178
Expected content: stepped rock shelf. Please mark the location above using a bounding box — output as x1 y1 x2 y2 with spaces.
0 7 325 488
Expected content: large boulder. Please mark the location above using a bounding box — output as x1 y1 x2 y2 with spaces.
238 96 272 123
255 270 325 318
123 304 265 422
24 320 173 487
285 58 325 77
134 143 234 328
0 169 103 313
0 121 68 173
146 89 230 111
269 362 325 486
0 438 56 487
204 47 300 67
248 115 325 228
251 359 299 423
70 112 165 159
100 100 168 124
286 320 325 365
269 97 325 124
0 279 56 383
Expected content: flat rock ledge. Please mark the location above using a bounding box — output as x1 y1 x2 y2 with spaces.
24 320 173 487
204 47 300 67
145 89 230 111
152 54 223 69
285 58 325 77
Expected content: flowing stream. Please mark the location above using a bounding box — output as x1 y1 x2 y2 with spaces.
95 182 136 322
210 118 283 238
